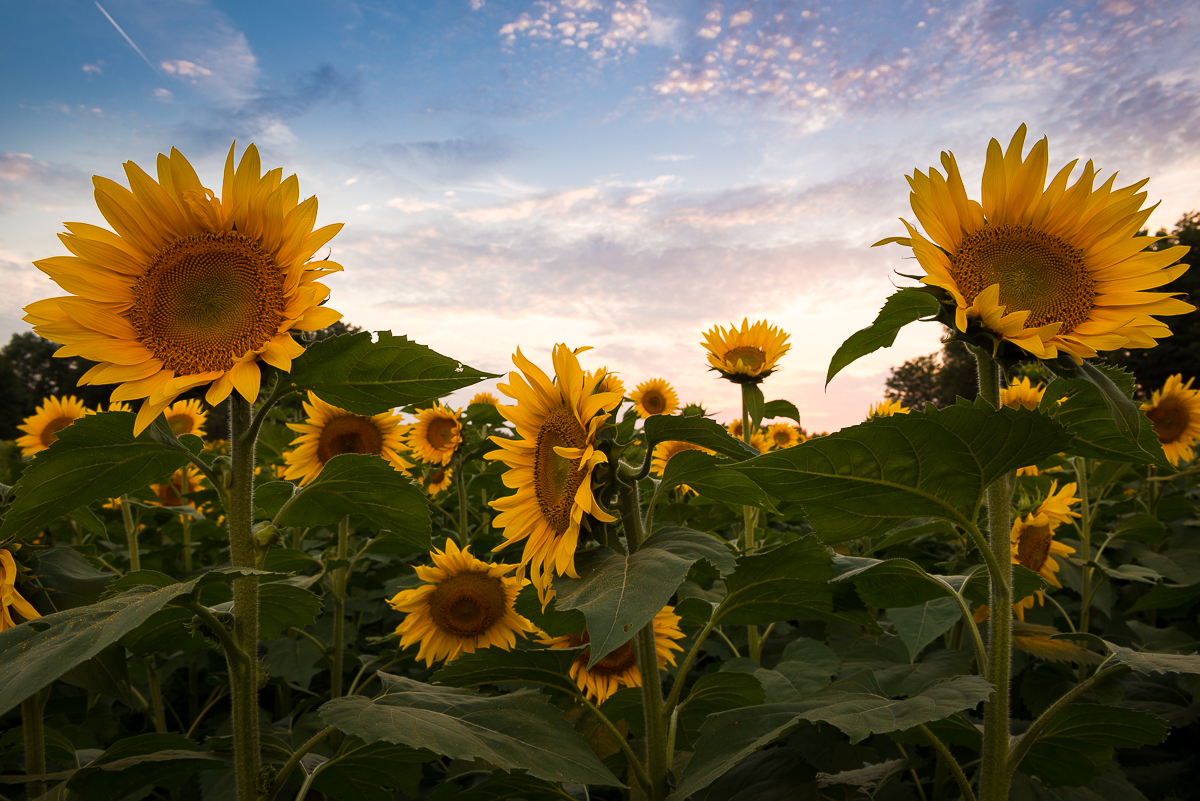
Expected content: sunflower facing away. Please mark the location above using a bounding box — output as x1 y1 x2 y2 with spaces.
1000 376 1046 410
469 392 500 407
702 318 791 383
283 391 411 486
1 549 41 631
485 345 622 600
163 398 208 438
17 395 91 458
630 378 679 419
867 399 910 420
765 422 803 449
1011 480 1080 621
407 404 463 466
388 540 535 666
881 124 1192 361
593 367 626 399
1142 374 1200 466
24 143 343 435
650 440 716 495
541 606 685 705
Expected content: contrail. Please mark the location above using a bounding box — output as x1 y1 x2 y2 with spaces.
95 1 158 74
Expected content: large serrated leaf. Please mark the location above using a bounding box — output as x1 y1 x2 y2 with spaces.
1043 357 1143 442
555 527 735 667
658 450 777 510
65 734 222 798
642 415 759 461
289 330 495 414
714 538 835 627
432 648 583 698
833 556 1044 609
0 413 190 542
827 288 941 385
735 400 1072 542
318 674 620 786
675 672 765 751
1042 369 1170 468
1020 704 1168 787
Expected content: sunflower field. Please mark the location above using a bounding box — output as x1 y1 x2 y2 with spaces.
2 127 1199 801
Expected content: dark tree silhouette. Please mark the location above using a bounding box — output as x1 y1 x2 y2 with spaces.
885 330 978 410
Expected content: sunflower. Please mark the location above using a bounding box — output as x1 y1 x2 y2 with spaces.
283 391 411 485
485 345 621 600
150 465 204 508
593 368 626 399
407 404 463 466
388 540 535 666
1000 377 1046 411
1 549 41 632
23 143 343 435
881 124 1193 361
1142 374 1200 466
426 465 454 497
726 419 769 452
541 606 685 705
163 398 208 437
1010 480 1080 620
630 378 678 419
765 422 803 449
106 401 133 413
650 440 716 495
469 392 500 407
867 399 910 420
702 318 791 383
16 395 91 457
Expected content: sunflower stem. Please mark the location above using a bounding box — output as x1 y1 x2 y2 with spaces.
739 383 762 663
21 686 49 800
181 514 193 573
121 496 140 572
455 455 470 547
227 394 262 801
973 348 1015 801
1073 457 1094 636
330 515 350 700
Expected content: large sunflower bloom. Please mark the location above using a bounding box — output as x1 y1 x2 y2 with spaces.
541 606 685 705
24 143 343 435
883 125 1192 361
631 378 678 419
407 404 463 466
388 540 535 666
702 318 790 383
283 391 411 485
1011 480 1080 621
1000 376 1046 410
163 398 208 438
1142 374 1200 466
1 549 41 632
16 395 91 457
485 345 621 600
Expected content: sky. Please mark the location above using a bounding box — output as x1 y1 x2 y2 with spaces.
2 0 1198 431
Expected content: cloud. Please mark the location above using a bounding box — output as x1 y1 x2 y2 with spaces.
161 59 213 78
0 153 92 213
81 63 103 75
387 198 446 213
499 0 680 61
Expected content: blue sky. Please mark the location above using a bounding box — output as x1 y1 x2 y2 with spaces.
3 0 1198 430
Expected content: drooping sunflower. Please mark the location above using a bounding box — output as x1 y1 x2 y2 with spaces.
650 440 716 495
1000 377 1046 411
1142 374 1200 466
16 395 91 457
541 606 685 705
407 404 463 466
163 398 208 438
426 465 454 497
630 378 678 419
485 345 621 600
881 124 1193 361
764 422 803 449
1011 480 1080 620
150 465 204 508
388 539 536 666
469 392 500 407
1 549 41 632
867 399 910 420
283 391 411 486
593 367 626 399
702 318 791 383
23 143 343 435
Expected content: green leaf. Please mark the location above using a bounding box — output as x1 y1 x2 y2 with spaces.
289 330 495 414
833 557 1043 610
555 527 735 667
262 547 320 575
1042 369 1169 468
960 564 1045 607
1043 358 1145 444
736 400 1072 542
1104 642 1200 674
58 644 132 706
827 288 941 386
658 450 777 510
0 567 263 714
513 585 585 638
763 399 801 424
714 538 835 627
430 773 580 801
310 741 425 801
65 734 222 798
1113 513 1167 543
1021 704 1168 787
0 413 190 542
32 547 113 610
318 674 620 786
257 583 323 639
254 480 296 521
65 505 106 537
1135 549 1200 585
276 454 432 551
676 672 765 750
743 383 765 429
120 607 209 655
264 636 324 687
432 647 583 698
642 415 759 461
889 598 961 661
1128 582 1200 612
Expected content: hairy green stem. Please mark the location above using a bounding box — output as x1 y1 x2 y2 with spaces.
181 514 194 573
265 726 338 800
740 383 762 663
454 455 470 547
22 686 49 799
121 496 140 572
917 723 976 801
227 394 262 801
330 516 350 699
145 657 168 733
1074 458 1094 635
663 615 719 718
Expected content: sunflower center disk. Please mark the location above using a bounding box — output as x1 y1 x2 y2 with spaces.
39 416 75 448
1146 400 1186 444
166 413 195 436
130 231 285 375
316 415 384 462
427 418 458 448
1016 523 1053 572
533 406 588 534
951 224 1096 333
429 572 507 637
724 346 766 372
591 641 638 674
641 391 666 415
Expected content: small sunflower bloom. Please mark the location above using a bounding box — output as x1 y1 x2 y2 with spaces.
24 143 343 435
650 440 716 495
867 399 910 420
1142 374 1200 466
16 395 91 457
1 549 41 631
469 392 500 407
163 398 208 438
1000 377 1046 411
593 368 626 399
765 423 803 449
726 419 769 452
408 404 463 466
426 465 453 497
150 465 205 508
389 540 535 666
703 318 790 384
542 607 685 705
283 391 411 485
631 378 678 419
1011 480 1080 620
